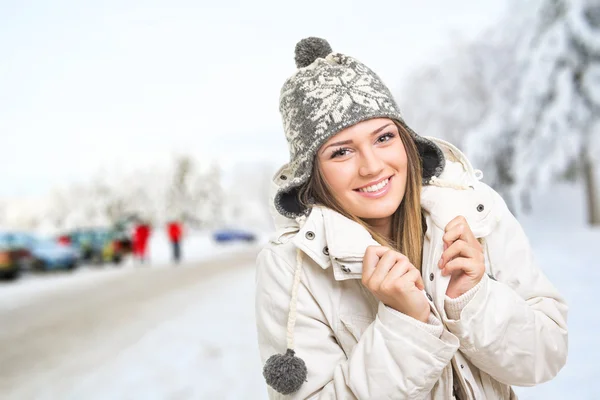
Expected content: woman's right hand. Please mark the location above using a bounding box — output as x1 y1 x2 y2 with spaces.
362 246 431 323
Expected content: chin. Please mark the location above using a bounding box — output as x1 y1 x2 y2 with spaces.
353 198 401 220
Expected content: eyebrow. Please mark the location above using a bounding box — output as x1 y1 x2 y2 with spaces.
320 123 394 155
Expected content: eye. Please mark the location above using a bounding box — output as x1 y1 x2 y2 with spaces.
330 148 351 159
376 132 396 143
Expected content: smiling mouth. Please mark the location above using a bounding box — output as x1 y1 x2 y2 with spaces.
354 176 393 193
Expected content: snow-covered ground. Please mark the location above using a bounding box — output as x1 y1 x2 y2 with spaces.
1 183 596 399
0 237 267 399
513 183 600 400
65 266 267 400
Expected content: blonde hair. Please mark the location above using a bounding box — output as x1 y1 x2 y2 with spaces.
298 121 424 270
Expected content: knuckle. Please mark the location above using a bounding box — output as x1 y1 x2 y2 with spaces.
391 280 405 293
380 280 392 293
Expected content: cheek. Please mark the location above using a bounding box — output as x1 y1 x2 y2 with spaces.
398 152 408 176
320 162 355 195
384 142 408 174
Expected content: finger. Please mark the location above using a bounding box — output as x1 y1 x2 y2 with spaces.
441 257 478 277
383 259 411 281
443 223 478 250
402 268 425 291
444 215 468 232
439 240 481 269
368 250 402 288
362 246 389 283
443 223 469 245
382 264 421 292
417 276 425 291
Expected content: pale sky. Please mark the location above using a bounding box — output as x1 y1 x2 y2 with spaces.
0 0 507 197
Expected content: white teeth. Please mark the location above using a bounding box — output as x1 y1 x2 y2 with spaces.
359 178 389 193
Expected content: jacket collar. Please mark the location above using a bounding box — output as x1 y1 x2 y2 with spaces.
291 206 379 271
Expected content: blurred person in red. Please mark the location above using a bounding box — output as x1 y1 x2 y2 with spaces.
57 234 71 246
133 222 151 263
166 220 183 264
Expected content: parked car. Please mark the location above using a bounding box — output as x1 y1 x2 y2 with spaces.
213 228 257 243
105 228 133 264
0 233 24 280
66 228 132 265
13 233 80 271
66 230 98 263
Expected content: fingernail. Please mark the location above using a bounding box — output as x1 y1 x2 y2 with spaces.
438 258 443 268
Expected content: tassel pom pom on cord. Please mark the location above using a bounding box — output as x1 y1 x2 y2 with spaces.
263 349 307 395
263 249 307 394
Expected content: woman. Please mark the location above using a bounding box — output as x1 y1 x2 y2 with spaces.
255 37 568 399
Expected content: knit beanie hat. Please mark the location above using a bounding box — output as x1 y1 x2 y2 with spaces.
274 37 445 219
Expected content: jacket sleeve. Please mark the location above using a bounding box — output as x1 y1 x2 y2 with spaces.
442 188 568 386
256 248 459 400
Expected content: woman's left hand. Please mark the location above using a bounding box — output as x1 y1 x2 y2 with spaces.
439 216 486 299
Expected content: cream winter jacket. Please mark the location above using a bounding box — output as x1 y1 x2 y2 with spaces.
255 138 568 399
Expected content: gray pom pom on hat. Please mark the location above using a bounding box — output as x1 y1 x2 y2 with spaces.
294 37 333 68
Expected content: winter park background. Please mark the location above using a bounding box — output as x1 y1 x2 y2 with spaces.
1 0 599 399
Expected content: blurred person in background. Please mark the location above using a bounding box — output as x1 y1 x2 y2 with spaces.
57 234 71 246
255 37 568 399
166 220 183 264
133 220 151 263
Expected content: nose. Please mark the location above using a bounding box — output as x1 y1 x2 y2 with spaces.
358 147 384 177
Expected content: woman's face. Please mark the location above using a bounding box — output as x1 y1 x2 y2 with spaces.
317 118 408 222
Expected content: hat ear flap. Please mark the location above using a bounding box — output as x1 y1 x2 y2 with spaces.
396 120 444 183
414 137 445 182
276 187 305 217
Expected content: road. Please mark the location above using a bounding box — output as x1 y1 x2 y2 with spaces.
0 250 264 400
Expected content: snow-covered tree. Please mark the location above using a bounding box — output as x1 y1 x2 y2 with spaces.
399 0 599 224
223 161 275 230
512 0 600 224
166 155 197 223
398 9 538 209
192 162 224 228
462 0 545 210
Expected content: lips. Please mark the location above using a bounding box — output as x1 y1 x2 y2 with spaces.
354 175 393 193
352 175 394 199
